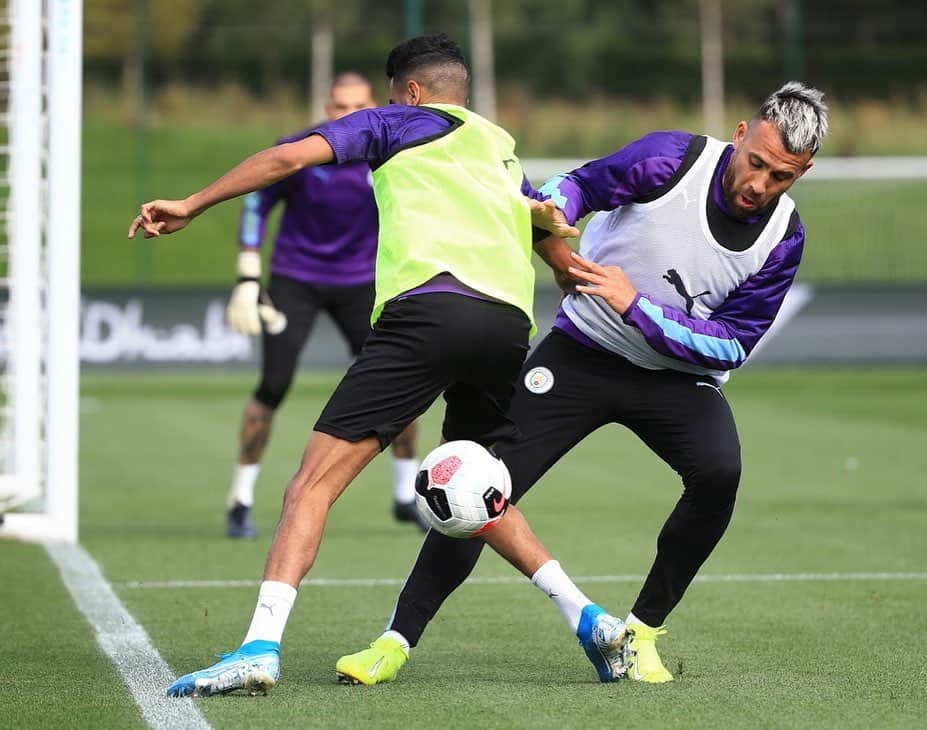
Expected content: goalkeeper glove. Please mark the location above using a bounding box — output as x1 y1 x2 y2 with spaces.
226 250 287 335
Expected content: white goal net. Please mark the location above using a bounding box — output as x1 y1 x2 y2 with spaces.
0 0 81 542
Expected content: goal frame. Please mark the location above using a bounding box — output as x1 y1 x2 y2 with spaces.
0 0 82 543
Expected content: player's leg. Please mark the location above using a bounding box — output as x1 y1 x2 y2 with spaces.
326 280 425 527
479 505 630 683
227 275 319 538
339 331 627 683
333 295 529 685
168 432 382 698
266 433 385 583
471 334 637 681
619 372 741 682
258 297 456 607
168 294 484 696
385 333 606 648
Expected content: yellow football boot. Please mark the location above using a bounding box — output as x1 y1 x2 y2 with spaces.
623 622 674 683
336 636 409 686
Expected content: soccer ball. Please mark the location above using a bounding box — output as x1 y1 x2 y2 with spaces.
414 440 512 538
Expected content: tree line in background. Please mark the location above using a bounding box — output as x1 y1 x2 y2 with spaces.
86 0 927 104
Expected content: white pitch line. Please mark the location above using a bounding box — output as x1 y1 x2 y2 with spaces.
45 542 210 730
118 571 927 591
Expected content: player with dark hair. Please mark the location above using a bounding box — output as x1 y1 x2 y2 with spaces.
223 72 424 539
129 33 591 697
337 82 829 685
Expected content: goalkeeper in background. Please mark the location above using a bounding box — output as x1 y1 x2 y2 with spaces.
224 72 424 539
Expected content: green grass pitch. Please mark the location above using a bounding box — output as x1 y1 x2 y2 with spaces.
2 368 926 728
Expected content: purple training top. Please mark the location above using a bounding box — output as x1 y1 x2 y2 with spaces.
238 127 379 286
538 131 805 371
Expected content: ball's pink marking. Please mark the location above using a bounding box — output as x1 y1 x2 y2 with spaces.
430 456 462 485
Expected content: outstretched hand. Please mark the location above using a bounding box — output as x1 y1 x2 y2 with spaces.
526 198 580 238
568 251 639 315
127 199 194 239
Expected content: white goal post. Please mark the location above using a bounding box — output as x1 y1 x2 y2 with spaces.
0 0 82 543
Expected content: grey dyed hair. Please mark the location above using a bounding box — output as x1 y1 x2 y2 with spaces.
755 81 829 155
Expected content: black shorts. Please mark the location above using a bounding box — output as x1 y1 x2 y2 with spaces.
315 293 531 450
254 274 375 409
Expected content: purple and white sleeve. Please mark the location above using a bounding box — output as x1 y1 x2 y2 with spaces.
622 225 805 370
535 131 693 224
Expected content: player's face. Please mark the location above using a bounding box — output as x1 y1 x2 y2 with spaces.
723 120 813 219
325 83 376 121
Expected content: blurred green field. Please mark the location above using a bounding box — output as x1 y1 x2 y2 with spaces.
2 368 926 728
84 120 927 287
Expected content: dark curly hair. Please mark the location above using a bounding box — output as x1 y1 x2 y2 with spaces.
385 33 469 95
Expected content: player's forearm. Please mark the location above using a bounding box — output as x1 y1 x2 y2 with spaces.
184 147 293 217
534 235 571 268
186 136 334 218
623 293 748 370
533 236 577 291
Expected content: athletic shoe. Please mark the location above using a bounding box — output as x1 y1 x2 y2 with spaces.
622 622 674 683
393 499 429 532
165 640 280 697
336 636 409 686
226 502 256 539
575 604 629 682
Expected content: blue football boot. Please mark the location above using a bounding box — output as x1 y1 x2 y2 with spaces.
576 604 629 682
166 640 280 697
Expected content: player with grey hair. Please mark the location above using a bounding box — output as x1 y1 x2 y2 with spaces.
337 82 829 687
756 81 829 155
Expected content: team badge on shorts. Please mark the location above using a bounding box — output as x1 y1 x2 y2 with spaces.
524 366 554 394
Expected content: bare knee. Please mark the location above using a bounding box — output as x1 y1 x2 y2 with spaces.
281 432 382 512
281 467 329 512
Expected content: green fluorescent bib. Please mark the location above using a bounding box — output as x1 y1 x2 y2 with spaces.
371 104 535 334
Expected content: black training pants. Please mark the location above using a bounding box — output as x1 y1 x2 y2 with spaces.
390 329 741 644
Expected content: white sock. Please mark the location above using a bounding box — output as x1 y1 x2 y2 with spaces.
392 457 419 503
228 463 260 508
378 630 411 657
242 581 297 645
530 560 593 634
